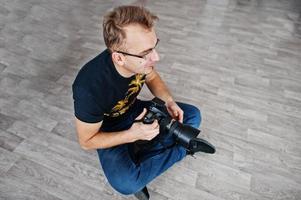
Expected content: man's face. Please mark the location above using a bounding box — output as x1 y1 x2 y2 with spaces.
121 24 160 75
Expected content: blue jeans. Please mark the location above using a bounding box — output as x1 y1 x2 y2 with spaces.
97 99 201 195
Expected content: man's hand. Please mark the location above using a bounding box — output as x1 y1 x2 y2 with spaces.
127 108 160 142
166 100 184 123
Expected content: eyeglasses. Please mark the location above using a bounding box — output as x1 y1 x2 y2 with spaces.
116 38 160 60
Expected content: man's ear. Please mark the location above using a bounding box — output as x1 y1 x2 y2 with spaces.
111 52 125 66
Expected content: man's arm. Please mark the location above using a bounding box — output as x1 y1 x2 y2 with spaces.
145 68 184 122
145 69 174 103
75 118 132 150
75 109 159 150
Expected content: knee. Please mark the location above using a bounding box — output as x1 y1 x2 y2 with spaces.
107 174 142 195
192 105 201 122
185 105 202 128
97 149 143 195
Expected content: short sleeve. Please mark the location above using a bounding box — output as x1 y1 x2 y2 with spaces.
72 86 104 123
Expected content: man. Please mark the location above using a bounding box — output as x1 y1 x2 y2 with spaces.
72 5 214 199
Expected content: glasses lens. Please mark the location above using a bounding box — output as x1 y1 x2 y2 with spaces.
143 49 155 59
143 39 159 59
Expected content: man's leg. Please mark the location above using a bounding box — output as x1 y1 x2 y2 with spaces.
119 101 202 193
97 142 185 195
96 100 201 195
177 102 202 128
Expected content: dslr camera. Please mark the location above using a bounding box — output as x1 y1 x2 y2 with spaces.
141 97 216 154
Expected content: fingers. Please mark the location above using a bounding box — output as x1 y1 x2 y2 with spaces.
151 119 159 129
179 116 183 123
135 108 147 120
139 120 159 140
172 108 184 123
179 110 184 123
143 128 160 140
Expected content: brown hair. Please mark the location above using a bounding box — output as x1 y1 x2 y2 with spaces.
103 5 158 51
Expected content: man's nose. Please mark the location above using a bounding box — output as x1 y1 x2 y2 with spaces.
150 49 160 62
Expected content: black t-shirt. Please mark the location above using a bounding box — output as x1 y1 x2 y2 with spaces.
72 49 146 123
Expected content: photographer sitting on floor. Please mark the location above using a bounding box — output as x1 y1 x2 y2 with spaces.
72 5 215 200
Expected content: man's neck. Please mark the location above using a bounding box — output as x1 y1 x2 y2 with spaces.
112 60 135 78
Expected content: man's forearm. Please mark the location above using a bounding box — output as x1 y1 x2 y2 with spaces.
145 70 174 103
82 129 134 150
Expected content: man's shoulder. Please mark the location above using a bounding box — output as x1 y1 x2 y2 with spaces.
72 49 111 89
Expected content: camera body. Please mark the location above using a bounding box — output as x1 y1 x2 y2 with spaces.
141 97 202 150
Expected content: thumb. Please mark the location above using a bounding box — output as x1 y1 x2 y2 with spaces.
135 108 147 120
174 111 178 117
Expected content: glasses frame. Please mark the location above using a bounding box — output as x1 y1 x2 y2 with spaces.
116 38 160 59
